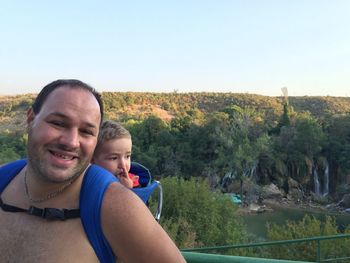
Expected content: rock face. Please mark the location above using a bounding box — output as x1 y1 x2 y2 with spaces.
288 188 303 201
262 183 283 199
288 178 299 189
287 178 304 201
338 193 350 208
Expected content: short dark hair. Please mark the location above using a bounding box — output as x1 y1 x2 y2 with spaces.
32 79 104 122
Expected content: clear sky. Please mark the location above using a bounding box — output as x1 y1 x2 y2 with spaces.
1 0 349 96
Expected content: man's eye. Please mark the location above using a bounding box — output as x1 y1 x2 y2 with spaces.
50 120 64 127
80 129 95 136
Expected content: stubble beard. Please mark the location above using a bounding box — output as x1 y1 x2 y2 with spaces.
26 137 90 184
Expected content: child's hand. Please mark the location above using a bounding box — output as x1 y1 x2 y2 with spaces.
117 168 134 188
131 175 139 186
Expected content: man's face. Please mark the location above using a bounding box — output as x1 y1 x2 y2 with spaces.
27 86 101 183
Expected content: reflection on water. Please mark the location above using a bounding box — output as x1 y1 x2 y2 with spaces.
242 207 350 238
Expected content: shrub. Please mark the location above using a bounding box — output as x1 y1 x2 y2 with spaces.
266 214 350 261
159 177 248 249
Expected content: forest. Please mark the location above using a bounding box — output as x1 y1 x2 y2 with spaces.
1 92 350 260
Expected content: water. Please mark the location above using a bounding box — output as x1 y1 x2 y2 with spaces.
314 169 321 195
242 207 350 238
323 164 329 196
313 162 330 196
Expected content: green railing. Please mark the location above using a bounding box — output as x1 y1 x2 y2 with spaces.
182 252 312 263
182 234 350 262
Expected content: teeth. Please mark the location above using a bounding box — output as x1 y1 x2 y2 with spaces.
54 152 74 160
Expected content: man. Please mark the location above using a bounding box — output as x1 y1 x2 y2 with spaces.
0 79 185 262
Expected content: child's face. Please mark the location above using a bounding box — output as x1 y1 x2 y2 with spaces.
93 137 132 178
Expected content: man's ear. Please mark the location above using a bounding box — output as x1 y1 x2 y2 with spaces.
27 107 35 125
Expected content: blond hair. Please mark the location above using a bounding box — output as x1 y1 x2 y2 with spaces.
96 120 131 151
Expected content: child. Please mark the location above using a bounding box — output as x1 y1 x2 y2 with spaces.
92 120 140 188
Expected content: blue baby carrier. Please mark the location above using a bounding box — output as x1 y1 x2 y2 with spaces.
130 162 163 221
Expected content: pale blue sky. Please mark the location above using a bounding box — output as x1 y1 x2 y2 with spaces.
1 1 349 96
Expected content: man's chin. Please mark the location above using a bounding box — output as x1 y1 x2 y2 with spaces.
42 167 81 183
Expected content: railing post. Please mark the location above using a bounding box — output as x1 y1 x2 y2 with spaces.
316 239 321 262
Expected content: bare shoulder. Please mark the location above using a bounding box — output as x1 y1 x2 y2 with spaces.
101 183 186 263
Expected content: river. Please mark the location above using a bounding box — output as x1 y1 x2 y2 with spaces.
241 206 350 239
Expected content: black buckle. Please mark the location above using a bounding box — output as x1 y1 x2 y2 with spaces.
19 205 78 220
42 208 66 220
28 206 36 215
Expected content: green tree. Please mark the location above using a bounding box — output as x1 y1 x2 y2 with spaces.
160 177 248 248
326 114 350 194
0 132 27 165
128 115 181 176
219 106 269 201
270 102 291 135
272 112 326 185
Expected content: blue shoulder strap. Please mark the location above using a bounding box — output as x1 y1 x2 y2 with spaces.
0 159 27 192
80 163 159 262
80 164 118 263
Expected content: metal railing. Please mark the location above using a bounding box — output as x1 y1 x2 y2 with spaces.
182 252 312 263
182 234 350 262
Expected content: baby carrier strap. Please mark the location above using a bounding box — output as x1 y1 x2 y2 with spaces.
0 159 27 192
132 181 160 203
80 164 118 263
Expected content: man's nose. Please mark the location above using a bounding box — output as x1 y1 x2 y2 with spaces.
59 129 80 149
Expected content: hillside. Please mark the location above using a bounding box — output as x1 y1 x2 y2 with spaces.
1 92 350 133
2 92 350 204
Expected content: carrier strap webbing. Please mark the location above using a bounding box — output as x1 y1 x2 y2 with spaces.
0 197 80 220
